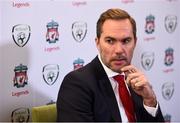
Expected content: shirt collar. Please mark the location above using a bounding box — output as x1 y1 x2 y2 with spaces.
98 55 128 91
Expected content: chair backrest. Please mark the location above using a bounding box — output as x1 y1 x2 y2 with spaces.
31 104 57 122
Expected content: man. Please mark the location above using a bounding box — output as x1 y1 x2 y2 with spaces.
56 8 164 122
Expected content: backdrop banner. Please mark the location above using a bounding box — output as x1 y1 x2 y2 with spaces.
0 0 179 122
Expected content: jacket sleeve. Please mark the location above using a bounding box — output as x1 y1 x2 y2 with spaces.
56 72 94 122
131 88 164 122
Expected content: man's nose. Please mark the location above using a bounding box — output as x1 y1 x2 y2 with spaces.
114 42 123 53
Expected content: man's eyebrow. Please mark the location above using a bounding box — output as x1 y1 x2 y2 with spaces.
104 36 116 40
124 37 132 40
104 36 132 41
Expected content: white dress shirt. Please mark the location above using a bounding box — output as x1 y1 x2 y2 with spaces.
98 55 158 122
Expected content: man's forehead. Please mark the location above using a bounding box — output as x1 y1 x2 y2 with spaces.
102 19 133 31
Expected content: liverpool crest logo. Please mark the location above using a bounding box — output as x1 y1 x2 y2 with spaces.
12 24 31 47
46 20 59 43
164 47 174 66
145 14 155 34
164 114 171 123
73 58 84 70
13 64 28 88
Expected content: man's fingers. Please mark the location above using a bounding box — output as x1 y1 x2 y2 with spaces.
121 65 138 78
121 65 136 72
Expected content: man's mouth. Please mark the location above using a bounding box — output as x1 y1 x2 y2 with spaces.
113 57 127 66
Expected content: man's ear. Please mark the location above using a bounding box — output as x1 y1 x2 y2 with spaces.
95 37 98 43
134 37 137 45
95 37 99 47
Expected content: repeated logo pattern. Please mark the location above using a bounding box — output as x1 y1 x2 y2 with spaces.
162 82 174 100
46 20 59 43
164 47 174 66
12 24 31 47
42 64 59 85
165 15 177 33
13 64 28 88
141 52 155 71
164 114 172 122
73 58 85 70
72 21 87 42
145 14 155 34
11 108 30 122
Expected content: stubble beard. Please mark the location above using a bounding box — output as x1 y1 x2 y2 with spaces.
110 59 131 73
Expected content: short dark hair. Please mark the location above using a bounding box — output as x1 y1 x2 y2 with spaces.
96 8 136 39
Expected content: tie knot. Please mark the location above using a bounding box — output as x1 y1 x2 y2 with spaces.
113 75 125 85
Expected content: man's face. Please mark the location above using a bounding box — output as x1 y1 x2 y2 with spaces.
96 19 136 73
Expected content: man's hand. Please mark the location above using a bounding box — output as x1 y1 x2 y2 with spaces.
121 65 157 107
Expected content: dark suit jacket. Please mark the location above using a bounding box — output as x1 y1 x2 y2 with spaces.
57 56 164 122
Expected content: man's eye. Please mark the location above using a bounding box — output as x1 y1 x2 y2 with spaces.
123 38 131 44
106 39 114 44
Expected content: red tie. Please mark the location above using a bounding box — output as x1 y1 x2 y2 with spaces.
113 75 136 122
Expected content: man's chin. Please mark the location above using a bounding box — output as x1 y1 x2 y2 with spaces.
111 67 123 73
111 63 129 73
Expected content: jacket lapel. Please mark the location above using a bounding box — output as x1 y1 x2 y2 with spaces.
99 78 121 121
91 56 121 121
